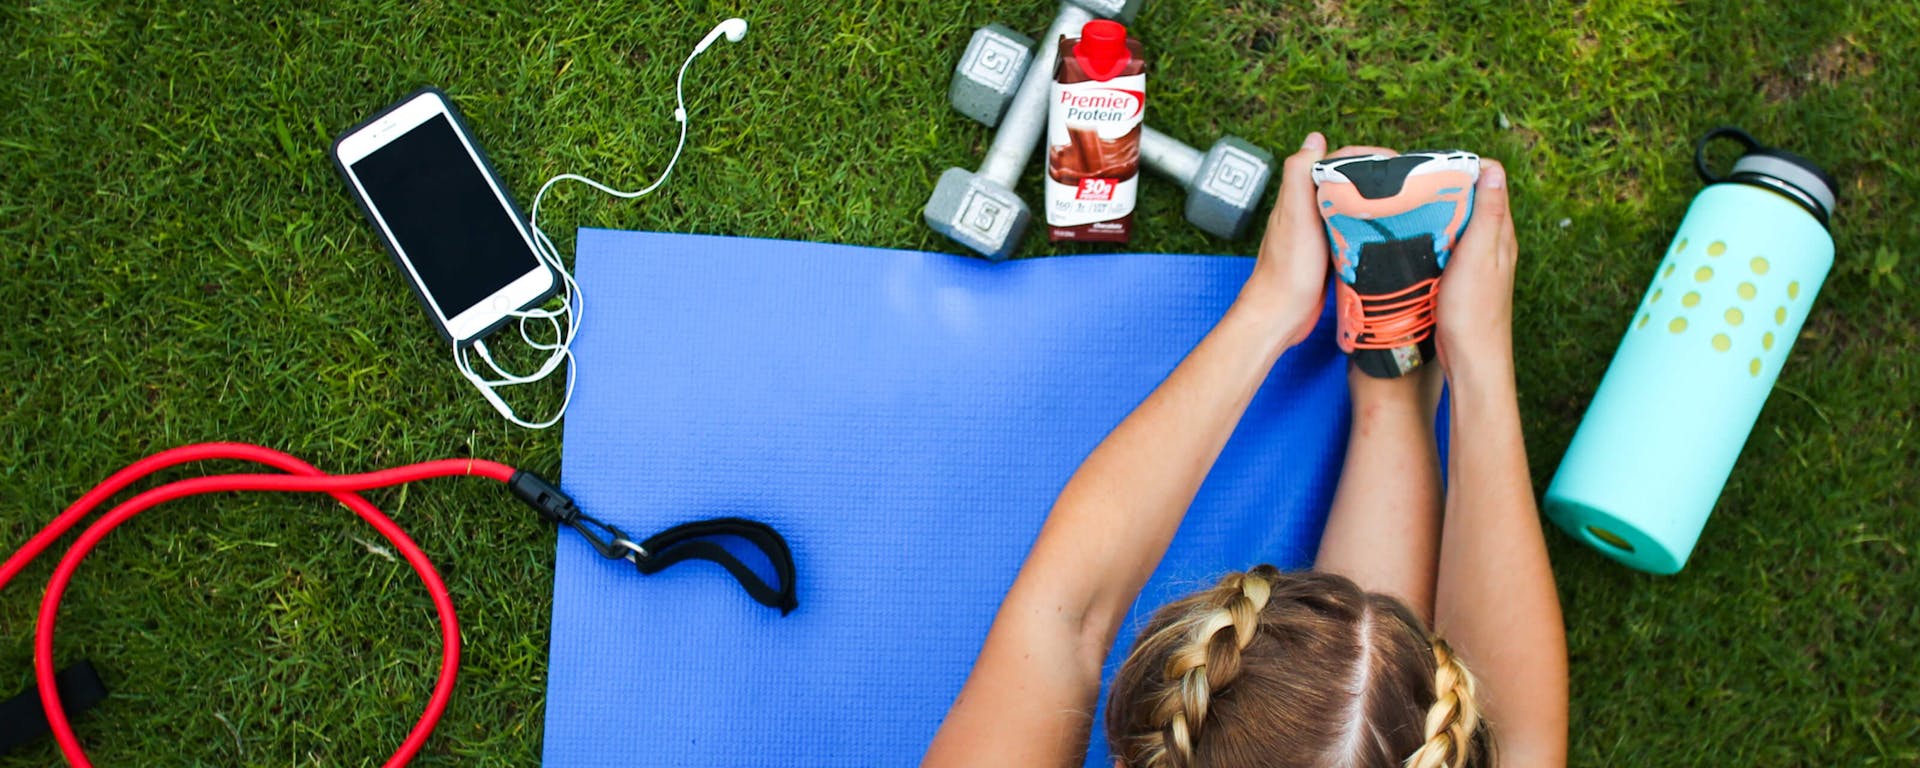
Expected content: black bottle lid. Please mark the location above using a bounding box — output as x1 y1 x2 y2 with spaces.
1694 126 1839 229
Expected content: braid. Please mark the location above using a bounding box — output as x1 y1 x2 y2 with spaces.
1404 637 1482 768
1135 565 1278 768
1111 571 1495 768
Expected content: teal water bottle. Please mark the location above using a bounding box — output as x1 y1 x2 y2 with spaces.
1544 128 1839 574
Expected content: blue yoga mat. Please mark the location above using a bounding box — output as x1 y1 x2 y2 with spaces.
545 230 1351 767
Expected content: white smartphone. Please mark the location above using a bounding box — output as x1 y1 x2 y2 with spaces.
333 88 556 345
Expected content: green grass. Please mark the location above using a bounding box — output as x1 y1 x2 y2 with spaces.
2 0 1915 765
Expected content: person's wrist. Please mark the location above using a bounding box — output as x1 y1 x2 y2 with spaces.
1232 276 1317 351
1441 339 1516 400
1224 288 1306 358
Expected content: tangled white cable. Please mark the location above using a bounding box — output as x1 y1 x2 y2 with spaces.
454 18 749 429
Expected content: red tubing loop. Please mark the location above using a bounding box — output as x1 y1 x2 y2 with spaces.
0 442 513 768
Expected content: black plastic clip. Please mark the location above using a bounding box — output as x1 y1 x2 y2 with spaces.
508 470 641 562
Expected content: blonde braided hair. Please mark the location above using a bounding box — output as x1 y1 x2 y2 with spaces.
1134 565 1278 768
1404 637 1483 768
1107 568 1495 768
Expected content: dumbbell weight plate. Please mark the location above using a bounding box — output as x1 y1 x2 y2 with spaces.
949 24 1035 127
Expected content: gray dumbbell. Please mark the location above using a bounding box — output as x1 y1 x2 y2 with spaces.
950 24 1034 127
925 0 1141 261
946 26 1275 240
1139 127 1275 240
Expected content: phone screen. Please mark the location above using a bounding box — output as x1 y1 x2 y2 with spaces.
350 113 542 320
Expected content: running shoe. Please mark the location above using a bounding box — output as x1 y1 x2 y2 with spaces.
1313 150 1479 378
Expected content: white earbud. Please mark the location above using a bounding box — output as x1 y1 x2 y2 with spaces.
481 17 746 428
694 17 749 55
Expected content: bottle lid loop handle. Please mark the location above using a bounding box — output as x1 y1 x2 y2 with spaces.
1694 126 1763 184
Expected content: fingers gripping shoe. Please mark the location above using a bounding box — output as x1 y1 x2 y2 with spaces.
1313 151 1479 378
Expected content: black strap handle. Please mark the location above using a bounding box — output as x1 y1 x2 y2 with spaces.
634 517 798 616
1694 126 1762 184
510 470 798 615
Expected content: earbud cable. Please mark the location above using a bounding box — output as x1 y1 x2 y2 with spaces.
456 38 713 429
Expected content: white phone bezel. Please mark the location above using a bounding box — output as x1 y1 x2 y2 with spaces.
334 91 554 345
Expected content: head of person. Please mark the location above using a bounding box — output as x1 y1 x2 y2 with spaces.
1106 566 1491 768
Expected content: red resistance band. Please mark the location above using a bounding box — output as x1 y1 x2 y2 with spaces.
1 442 796 766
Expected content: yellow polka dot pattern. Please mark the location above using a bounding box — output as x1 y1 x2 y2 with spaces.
1638 235 1799 379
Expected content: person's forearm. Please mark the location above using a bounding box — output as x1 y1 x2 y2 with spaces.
1434 359 1569 762
925 298 1298 768
1022 296 1295 651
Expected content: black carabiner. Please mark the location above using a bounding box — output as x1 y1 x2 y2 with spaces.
508 470 632 561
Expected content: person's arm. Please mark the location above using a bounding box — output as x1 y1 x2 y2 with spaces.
1431 160 1570 766
922 133 1337 768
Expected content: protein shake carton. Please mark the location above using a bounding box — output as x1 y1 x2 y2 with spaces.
1046 20 1145 243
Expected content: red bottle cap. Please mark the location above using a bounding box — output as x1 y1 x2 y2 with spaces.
1073 20 1130 81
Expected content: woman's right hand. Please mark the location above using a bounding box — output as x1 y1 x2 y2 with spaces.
1242 133 1407 350
1435 159 1518 384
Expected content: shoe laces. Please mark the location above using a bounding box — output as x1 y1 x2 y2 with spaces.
1343 278 1441 350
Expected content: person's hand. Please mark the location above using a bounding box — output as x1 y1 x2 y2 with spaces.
1241 135 1407 348
1434 159 1518 384
1238 132 1329 346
